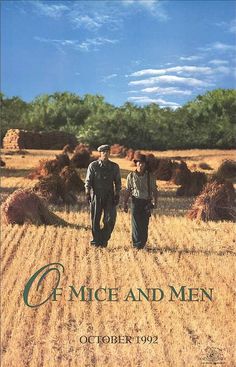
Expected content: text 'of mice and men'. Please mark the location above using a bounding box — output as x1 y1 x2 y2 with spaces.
23 263 214 308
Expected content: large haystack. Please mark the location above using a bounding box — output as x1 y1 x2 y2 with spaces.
187 181 236 222
216 160 236 180
172 161 207 196
1 189 66 225
33 174 65 204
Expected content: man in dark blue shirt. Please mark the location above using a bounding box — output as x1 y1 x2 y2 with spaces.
85 144 121 247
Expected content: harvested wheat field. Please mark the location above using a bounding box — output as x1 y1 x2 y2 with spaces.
1 149 236 367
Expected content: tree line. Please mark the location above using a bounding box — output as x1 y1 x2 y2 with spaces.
1 89 235 149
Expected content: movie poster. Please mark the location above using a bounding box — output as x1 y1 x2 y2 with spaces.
1 1 235 366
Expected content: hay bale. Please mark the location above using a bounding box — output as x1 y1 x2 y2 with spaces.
33 174 65 204
125 148 135 161
155 159 173 181
28 154 70 180
172 161 207 196
27 159 61 180
110 144 128 157
70 150 91 168
55 153 70 169
74 143 92 155
59 166 84 193
187 181 236 222
62 144 74 154
1 189 66 225
59 166 84 204
216 160 236 179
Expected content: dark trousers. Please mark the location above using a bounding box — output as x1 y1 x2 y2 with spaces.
91 194 116 245
131 197 150 249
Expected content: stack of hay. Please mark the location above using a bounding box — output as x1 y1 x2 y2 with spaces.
70 143 95 168
216 160 236 180
62 144 74 154
187 181 236 222
28 153 84 205
171 161 207 196
3 129 77 150
33 166 84 205
110 144 128 158
125 148 135 161
1 188 67 225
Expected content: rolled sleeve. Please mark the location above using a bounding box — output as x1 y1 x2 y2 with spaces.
126 173 132 192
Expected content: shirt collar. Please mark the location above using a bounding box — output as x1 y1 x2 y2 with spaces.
98 159 110 167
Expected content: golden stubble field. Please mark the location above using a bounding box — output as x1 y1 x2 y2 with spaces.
1 149 236 367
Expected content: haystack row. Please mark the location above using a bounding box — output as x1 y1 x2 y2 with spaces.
3 129 77 150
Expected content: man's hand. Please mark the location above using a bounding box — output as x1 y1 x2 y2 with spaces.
114 194 120 206
123 203 128 213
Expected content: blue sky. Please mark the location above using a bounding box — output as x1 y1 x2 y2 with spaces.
2 0 236 108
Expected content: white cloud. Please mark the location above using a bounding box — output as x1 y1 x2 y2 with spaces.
32 2 69 18
128 96 180 107
70 11 121 31
212 42 236 51
209 59 229 65
130 66 213 77
180 55 202 61
129 75 213 87
200 42 236 53
102 74 118 82
122 0 169 21
79 37 118 51
34 36 118 52
215 18 236 33
141 87 192 96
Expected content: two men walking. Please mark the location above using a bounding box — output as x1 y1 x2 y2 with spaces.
85 145 158 249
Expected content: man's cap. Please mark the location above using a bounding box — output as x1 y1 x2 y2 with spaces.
133 153 146 163
97 144 111 152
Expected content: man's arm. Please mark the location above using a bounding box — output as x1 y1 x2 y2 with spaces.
114 164 122 195
84 163 94 203
123 173 132 212
151 174 158 208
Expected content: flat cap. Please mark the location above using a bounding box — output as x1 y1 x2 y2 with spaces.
97 144 111 152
